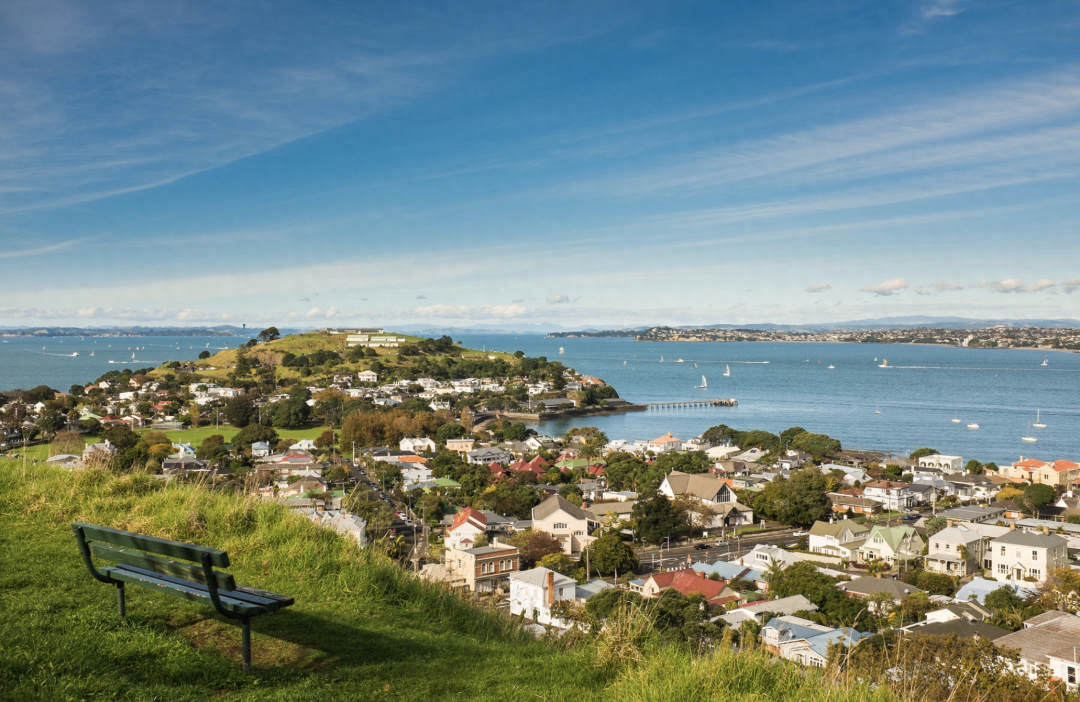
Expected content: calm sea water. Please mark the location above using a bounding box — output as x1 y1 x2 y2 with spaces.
3 333 1077 466
456 334 1080 467
0 336 240 393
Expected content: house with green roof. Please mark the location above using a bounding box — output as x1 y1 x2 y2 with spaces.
857 524 924 565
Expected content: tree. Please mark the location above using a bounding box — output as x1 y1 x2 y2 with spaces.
198 350 211 360
196 435 227 462
1034 566 1080 614
36 411 67 435
984 586 1024 614
344 485 395 536
436 423 468 445
314 429 336 451
101 425 139 452
505 530 563 568
790 431 842 460
908 447 938 460
272 397 310 428
538 552 576 576
50 429 84 456
964 459 984 474
1021 483 1056 517
258 327 281 343
924 516 947 537
224 394 256 428
582 533 639 576
233 423 279 452
632 493 680 544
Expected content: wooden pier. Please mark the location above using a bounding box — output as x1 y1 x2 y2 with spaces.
645 398 737 409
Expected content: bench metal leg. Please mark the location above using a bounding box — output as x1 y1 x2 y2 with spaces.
241 618 251 671
116 583 126 619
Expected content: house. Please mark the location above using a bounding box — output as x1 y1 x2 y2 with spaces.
45 454 82 468
647 432 683 454
917 454 963 474
82 439 117 462
990 499 1027 520
808 519 870 561
1053 492 1080 520
901 618 1010 641
837 576 926 607
719 595 818 629
637 568 694 597
989 527 1069 583
444 438 476 454
531 494 596 556
162 456 211 478
445 507 488 550
280 477 328 498
297 509 367 546
442 542 520 592
921 600 992 625
290 439 317 451
829 490 883 516
992 611 1080 691
734 545 804 571
400 437 436 454
401 462 433 485
666 570 740 609
467 447 512 466
762 616 864 668
1032 460 1080 489
924 524 990 577
953 577 1038 605
251 441 271 458
706 445 742 461
509 567 578 626
946 474 999 502
356 370 379 383
936 505 1006 524
658 470 754 527
857 525 925 565
862 480 914 511
777 450 812 470
585 499 637 526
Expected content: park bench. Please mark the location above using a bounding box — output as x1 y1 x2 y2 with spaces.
72 521 294 669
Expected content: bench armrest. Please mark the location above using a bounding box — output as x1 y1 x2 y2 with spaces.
201 553 246 620
73 524 119 585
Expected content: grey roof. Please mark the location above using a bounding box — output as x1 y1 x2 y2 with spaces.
738 594 818 616
907 619 1010 641
991 530 1068 548
937 506 1005 521
994 612 1080 664
511 566 575 588
533 494 589 522
466 544 519 556
838 576 925 600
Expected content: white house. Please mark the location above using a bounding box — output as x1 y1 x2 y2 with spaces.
647 433 683 454
290 439 317 451
706 445 741 461
356 370 379 383
808 519 870 560
532 495 596 556
918 454 963 474
251 442 271 458
509 567 578 627
400 437 436 454
989 528 1070 583
658 471 753 527
862 480 914 511
924 524 989 577
445 507 488 550
993 611 1080 691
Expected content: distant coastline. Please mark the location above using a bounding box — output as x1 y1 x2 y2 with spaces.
0 327 244 338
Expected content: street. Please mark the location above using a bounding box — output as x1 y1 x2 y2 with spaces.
635 529 798 573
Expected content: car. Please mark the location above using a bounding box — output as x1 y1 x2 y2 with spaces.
902 513 920 521
693 543 710 550
791 530 808 537
714 539 728 547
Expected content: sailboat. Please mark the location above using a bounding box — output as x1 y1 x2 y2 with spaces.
827 364 835 369
875 402 881 415
878 359 889 368
692 362 697 369
696 375 707 389
1041 357 1048 367
623 360 627 366
659 356 664 363
1033 410 1046 429
89 351 94 356
951 412 961 424
1022 423 1038 443
675 358 684 363
558 347 564 355
722 364 730 377
967 422 980 429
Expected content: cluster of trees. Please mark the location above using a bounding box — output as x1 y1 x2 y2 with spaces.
995 483 1057 517
701 424 841 459
745 468 833 527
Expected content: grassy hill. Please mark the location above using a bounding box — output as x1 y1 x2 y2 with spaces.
161 331 515 384
0 461 899 702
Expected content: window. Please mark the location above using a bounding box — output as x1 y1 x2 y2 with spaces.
1000 546 1006 556
553 523 568 530
1067 666 1076 685
934 542 939 550
1030 569 1041 579
1015 549 1021 558
573 531 584 537
1032 550 1039 561
998 563 1008 574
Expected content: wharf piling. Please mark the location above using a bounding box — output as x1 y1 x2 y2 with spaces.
645 399 737 409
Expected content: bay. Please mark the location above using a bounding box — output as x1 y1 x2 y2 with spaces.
0 336 236 393
455 334 1080 467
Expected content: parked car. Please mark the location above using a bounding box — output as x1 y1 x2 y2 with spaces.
791 530 808 537
902 513 920 521
693 543 710 550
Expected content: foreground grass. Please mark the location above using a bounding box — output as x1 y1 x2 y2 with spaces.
0 462 904 702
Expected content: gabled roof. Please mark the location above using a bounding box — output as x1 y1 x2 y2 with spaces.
649 433 681 444
864 525 921 552
511 566 575 589
993 612 1080 664
645 568 696 590
838 576 924 599
450 506 487 531
664 470 731 501
532 494 589 522
992 530 1067 548
668 571 738 604
864 480 909 489
809 520 870 538
1013 458 1048 468
1049 459 1080 472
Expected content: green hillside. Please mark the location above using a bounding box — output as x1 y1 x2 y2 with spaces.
0 462 902 702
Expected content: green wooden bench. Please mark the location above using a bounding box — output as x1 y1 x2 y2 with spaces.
72 521 294 669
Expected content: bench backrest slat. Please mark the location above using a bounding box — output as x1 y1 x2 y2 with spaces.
89 542 237 591
73 521 230 568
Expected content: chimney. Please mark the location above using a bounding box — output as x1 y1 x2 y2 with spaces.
947 519 955 528
1009 522 1016 531
1043 526 1050 535
876 573 881 579
546 570 555 607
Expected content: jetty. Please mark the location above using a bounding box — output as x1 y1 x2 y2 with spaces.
646 398 737 409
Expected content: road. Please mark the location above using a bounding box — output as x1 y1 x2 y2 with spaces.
635 529 799 573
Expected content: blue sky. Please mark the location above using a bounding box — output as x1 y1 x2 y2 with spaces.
2 0 1080 329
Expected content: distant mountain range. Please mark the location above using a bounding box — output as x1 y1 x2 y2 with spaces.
0 325 250 337
678 316 1080 332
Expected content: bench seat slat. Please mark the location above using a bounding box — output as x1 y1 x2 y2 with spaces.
234 586 294 607
90 543 237 591
102 566 278 616
75 521 229 568
106 565 290 611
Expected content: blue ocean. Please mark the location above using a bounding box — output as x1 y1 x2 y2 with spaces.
2 333 1077 466
456 334 1080 467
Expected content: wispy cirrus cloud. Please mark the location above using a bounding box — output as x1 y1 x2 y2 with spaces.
915 280 965 295
546 294 571 304
805 283 831 293
861 278 909 296
1063 279 1080 294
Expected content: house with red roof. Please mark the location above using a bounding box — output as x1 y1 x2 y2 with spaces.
489 462 509 480
446 507 488 550
668 570 741 608
1006 457 1049 483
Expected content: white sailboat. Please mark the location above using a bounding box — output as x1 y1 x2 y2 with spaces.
696 375 707 389
89 351 94 356
558 346 564 355
1033 410 1046 429
951 412 961 424
827 364 835 369
692 362 697 369
878 359 889 368
1022 423 1038 443
623 360 627 366
875 402 881 415
660 356 664 363
1041 357 1048 366
722 364 730 377
675 358 684 363
967 422 980 429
